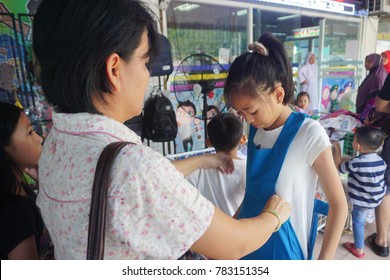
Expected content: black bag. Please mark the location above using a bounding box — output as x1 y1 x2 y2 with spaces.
142 91 178 142
123 113 143 137
149 34 173 77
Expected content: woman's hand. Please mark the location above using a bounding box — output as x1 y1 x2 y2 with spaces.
202 153 234 174
172 152 234 177
262 195 291 227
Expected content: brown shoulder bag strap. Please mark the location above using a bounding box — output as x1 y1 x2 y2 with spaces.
87 141 133 260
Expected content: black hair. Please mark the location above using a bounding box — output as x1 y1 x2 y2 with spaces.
355 126 385 151
0 102 24 194
224 32 294 105
178 100 196 116
207 113 243 153
297 91 310 101
32 0 158 114
207 105 218 112
206 105 219 118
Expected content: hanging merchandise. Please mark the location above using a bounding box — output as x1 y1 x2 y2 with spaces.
171 53 228 152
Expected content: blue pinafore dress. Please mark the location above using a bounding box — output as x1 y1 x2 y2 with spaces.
239 112 306 260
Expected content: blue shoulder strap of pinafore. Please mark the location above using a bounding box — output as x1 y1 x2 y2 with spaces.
308 197 329 259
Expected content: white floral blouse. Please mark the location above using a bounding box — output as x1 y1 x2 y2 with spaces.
37 112 214 259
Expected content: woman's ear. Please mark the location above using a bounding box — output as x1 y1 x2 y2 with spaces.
105 53 121 92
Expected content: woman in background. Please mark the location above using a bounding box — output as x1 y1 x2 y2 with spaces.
298 52 319 113
356 53 387 119
381 51 390 73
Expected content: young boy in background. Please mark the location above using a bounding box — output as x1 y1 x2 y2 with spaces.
186 113 247 216
332 126 387 258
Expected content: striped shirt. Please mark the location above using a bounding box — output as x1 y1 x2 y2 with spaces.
339 153 387 208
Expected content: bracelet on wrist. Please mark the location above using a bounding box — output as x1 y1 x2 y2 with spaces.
262 209 281 232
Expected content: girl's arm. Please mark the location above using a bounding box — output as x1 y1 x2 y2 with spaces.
313 146 348 260
375 96 390 113
7 235 40 260
191 195 291 260
172 153 234 177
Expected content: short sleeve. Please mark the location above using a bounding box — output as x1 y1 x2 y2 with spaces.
185 169 201 189
0 197 41 257
303 120 331 166
339 158 358 174
339 161 350 174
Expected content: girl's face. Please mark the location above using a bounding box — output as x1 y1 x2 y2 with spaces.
229 88 282 130
382 53 389 66
297 96 309 110
5 112 43 170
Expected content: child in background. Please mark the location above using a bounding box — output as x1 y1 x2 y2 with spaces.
0 102 52 259
223 33 348 260
186 113 247 216
296 91 310 111
332 126 387 258
294 91 312 115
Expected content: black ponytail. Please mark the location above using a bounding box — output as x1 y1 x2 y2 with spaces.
224 32 294 105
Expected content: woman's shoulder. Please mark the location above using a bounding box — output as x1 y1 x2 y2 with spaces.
118 143 168 164
114 143 179 180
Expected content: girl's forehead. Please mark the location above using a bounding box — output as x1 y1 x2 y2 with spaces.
230 94 260 110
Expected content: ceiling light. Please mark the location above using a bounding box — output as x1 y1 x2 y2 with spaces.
237 9 247 16
173 4 200 12
276 14 300 21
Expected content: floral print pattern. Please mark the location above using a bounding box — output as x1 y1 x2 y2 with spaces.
37 112 213 259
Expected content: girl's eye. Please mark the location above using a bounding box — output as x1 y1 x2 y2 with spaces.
250 110 257 115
